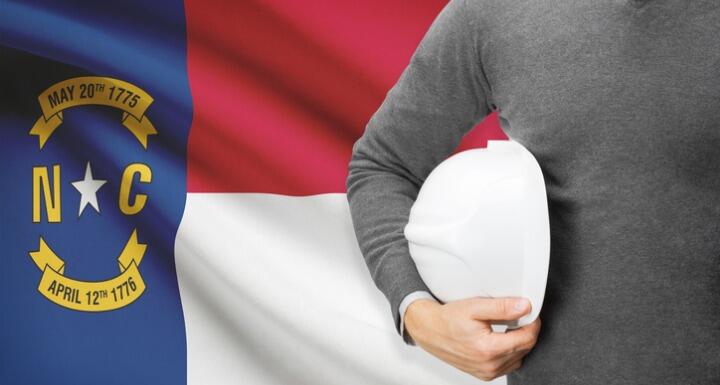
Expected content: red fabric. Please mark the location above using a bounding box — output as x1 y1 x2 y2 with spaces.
185 0 506 194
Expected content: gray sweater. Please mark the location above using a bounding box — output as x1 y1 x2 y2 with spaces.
345 0 720 383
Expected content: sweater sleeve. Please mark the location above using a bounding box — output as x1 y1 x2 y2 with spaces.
345 0 493 339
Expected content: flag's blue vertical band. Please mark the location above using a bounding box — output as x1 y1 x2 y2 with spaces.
0 1 191 383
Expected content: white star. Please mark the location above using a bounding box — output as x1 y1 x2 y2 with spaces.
71 162 107 217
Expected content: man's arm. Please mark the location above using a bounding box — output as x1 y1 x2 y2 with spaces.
346 3 542 380
345 0 493 340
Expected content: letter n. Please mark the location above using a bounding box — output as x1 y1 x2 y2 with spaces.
33 165 61 223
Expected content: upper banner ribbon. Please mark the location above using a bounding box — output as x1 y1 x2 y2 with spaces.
30 76 157 149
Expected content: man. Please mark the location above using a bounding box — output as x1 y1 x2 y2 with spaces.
345 0 720 383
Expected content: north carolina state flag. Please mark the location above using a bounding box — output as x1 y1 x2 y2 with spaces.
0 1 505 384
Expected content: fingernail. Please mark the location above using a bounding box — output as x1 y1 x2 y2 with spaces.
514 299 529 312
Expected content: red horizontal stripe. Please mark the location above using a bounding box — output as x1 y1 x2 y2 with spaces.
185 0 505 194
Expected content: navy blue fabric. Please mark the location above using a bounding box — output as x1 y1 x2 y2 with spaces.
0 1 192 383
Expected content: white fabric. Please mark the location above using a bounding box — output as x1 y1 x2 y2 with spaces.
175 193 505 385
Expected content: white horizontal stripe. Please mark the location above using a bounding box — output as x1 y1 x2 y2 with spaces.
176 193 504 385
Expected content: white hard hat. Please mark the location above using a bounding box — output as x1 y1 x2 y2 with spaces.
404 140 550 328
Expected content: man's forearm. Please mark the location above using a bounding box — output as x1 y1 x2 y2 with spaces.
345 0 492 341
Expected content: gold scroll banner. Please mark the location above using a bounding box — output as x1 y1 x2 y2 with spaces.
29 76 157 149
29 229 147 311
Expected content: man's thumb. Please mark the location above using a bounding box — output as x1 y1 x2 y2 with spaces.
466 297 531 321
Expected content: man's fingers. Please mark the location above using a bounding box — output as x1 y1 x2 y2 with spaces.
497 356 524 377
469 346 528 381
478 336 535 379
504 317 541 350
464 297 532 322
479 318 541 356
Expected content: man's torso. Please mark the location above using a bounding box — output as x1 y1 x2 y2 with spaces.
469 1 720 383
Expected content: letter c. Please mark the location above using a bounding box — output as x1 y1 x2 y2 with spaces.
119 163 152 215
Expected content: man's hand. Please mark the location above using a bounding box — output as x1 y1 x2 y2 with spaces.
404 297 541 382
